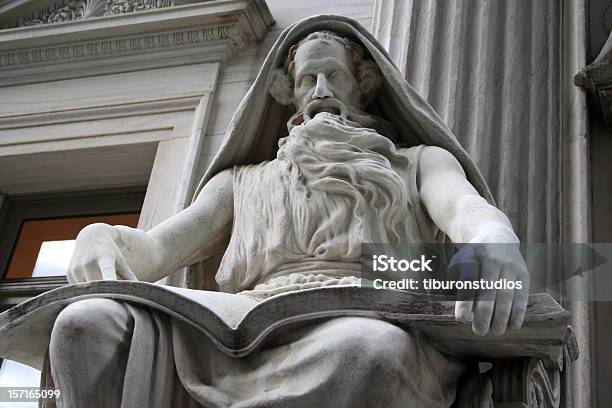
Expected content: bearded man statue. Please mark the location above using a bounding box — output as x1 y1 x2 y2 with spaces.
0 15 530 408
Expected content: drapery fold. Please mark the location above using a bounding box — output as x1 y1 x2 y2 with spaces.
375 0 562 247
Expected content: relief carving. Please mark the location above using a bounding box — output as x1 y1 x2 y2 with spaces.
1 0 185 29
527 359 561 408
226 23 250 51
46 0 88 23
492 357 562 408
102 0 183 16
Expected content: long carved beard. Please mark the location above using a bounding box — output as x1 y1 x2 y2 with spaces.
277 113 411 244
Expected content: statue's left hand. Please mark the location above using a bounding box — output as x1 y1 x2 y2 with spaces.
451 241 530 336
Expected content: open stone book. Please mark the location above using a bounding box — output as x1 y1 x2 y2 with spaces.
0 281 576 370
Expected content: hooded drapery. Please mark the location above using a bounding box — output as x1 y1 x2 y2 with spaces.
186 13 493 290
195 14 492 201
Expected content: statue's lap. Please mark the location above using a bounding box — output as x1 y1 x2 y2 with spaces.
52 297 428 365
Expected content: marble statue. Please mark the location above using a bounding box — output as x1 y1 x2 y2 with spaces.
13 15 532 408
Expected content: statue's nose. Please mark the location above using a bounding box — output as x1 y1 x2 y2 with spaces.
312 73 333 100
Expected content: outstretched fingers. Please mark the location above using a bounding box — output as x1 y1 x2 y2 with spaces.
67 262 85 284
454 260 479 322
509 271 530 330
472 261 500 336
490 267 515 336
97 256 118 281
115 253 138 281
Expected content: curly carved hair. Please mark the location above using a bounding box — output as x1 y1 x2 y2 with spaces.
269 31 383 108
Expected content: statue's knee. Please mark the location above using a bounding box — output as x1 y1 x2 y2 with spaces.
327 318 415 374
52 298 127 340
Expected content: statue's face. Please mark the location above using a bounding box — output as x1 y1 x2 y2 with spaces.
292 38 361 115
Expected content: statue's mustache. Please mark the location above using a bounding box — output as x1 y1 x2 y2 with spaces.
288 98 372 131
288 98 346 131
304 98 348 120
285 99 397 142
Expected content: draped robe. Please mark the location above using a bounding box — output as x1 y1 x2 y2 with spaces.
44 115 466 407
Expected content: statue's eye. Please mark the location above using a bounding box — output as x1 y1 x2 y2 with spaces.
301 75 316 87
329 71 345 81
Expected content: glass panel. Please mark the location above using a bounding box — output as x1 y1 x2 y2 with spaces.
0 360 40 408
0 360 40 387
5 213 139 279
31 240 76 278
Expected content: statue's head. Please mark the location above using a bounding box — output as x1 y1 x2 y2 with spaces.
194 17 494 232
270 31 383 117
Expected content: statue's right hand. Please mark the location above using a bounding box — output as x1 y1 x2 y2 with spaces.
67 223 138 284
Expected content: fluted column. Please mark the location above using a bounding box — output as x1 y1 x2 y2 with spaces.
373 0 563 246
372 1 591 406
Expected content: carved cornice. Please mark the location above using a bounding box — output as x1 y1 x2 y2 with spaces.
0 0 274 86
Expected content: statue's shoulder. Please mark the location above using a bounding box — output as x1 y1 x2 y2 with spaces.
397 144 457 164
397 144 426 154
397 144 428 162
233 159 282 180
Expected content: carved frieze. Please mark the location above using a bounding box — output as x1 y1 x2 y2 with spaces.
103 0 183 16
0 0 274 86
23 0 89 26
0 25 238 67
1 0 186 29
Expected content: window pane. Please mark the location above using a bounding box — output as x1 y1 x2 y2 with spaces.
0 360 40 408
5 213 139 279
0 360 40 387
31 240 76 278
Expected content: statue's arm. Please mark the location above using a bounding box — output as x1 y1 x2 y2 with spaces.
416 146 529 336
67 169 233 284
417 146 516 244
